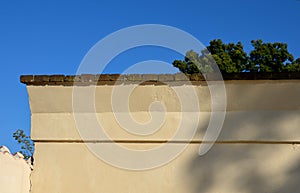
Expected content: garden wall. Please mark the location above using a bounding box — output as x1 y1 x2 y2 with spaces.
0 146 32 193
21 73 300 193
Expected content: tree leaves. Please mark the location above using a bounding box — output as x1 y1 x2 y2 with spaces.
249 40 294 72
13 129 34 160
173 39 300 74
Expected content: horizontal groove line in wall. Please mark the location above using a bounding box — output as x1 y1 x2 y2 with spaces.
33 140 300 145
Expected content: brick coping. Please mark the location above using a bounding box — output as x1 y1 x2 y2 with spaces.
20 73 300 86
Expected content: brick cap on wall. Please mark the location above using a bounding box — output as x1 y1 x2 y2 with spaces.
20 72 300 86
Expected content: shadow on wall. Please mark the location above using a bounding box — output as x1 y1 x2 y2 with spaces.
185 84 300 193
185 143 300 193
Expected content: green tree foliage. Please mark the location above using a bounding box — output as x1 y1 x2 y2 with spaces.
13 129 34 159
286 58 300 72
173 50 214 74
207 39 248 73
173 39 300 74
249 40 294 72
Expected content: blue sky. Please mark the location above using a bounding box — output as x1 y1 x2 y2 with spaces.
1 0 300 153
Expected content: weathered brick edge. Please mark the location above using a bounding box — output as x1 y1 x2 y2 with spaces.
20 72 300 86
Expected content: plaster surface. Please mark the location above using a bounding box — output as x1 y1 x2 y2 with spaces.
27 80 300 193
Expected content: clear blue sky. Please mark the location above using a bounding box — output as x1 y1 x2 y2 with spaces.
1 0 300 153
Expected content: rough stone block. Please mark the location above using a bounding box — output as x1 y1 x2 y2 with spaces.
127 74 142 81
158 74 174 81
81 74 96 82
20 75 34 83
142 74 158 81
109 74 121 81
174 73 190 81
64 76 75 82
34 75 50 82
49 75 65 82
98 74 110 81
